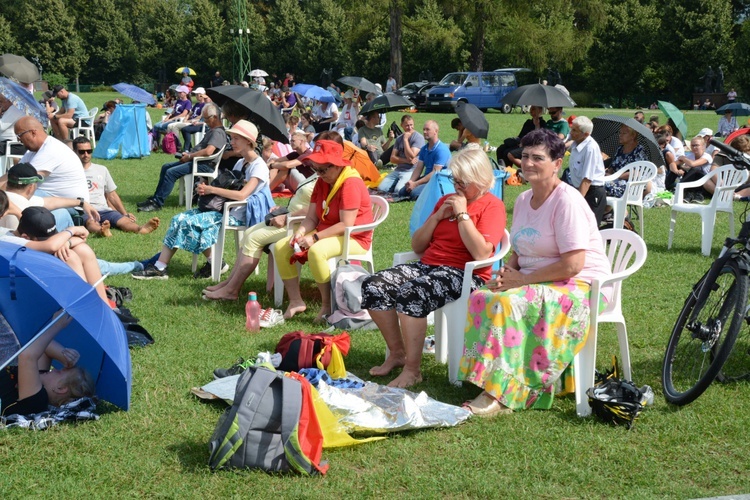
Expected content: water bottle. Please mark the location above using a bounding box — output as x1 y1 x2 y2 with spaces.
245 292 261 332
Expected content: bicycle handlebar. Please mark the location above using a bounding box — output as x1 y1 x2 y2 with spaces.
709 138 750 170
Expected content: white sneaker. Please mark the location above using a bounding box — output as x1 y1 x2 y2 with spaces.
259 308 285 328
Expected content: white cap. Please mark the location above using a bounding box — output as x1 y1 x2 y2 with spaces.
192 87 206 95
698 127 713 136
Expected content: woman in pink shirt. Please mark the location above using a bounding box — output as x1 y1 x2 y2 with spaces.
459 129 611 417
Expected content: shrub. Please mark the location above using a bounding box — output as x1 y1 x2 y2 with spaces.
44 72 68 88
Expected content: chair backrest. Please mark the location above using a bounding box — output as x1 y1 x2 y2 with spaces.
87 107 99 119
598 229 648 315
621 161 657 204
370 195 389 225
711 164 749 210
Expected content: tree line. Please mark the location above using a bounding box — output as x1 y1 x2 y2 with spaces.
1 0 748 108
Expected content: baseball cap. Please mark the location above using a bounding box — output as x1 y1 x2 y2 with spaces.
18 206 57 238
698 128 714 137
175 85 190 94
52 85 65 97
192 87 206 95
304 140 350 167
8 163 43 185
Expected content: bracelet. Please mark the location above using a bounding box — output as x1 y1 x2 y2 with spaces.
64 229 74 238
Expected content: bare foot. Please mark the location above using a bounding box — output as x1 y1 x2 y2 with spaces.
387 369 423 388
203 279 229 293
369 354 406 376
313 306 332 324
100 220 112 238
283 301 307 320
202 289 238 301
139 217 160 234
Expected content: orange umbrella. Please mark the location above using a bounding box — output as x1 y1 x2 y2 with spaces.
342 141 380 183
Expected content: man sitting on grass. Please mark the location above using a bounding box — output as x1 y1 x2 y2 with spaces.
72 137 160 236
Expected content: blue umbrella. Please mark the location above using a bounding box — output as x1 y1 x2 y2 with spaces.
290 83 336 103
113 82 156 106
0 76 48 127
0 243 131 410
716 102 750 116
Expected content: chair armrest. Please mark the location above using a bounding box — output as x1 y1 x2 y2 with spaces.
221 200 247 225
602 165 629 183
393 251 420 266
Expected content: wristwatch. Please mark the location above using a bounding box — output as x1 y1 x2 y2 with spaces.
77 197 85 208
456 212 470 222
312 233 320 242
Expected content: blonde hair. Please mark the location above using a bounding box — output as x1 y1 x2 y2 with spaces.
449 146 495 195
56 367 95 406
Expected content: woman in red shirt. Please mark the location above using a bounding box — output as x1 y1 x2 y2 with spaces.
274 139 373 322
362 147 506 388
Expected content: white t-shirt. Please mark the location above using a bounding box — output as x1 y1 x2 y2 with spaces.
229 156 269 220
0 227 28 246
0 192 44 230
511 182 612 299
670 136 685 158
686 151 714 175
85 163 117 211
0 105 23 142
20 136 89 201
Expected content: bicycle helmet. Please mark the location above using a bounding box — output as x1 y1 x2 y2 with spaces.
586 377 647 429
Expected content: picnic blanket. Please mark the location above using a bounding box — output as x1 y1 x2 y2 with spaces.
0 397 99 430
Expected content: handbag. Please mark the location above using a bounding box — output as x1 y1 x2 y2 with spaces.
197 163 248 213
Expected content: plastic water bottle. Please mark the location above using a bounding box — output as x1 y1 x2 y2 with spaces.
245 292 261 332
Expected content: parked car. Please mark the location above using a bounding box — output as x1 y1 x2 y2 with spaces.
426 71 520 113
395 81 438 109
592 103 614 109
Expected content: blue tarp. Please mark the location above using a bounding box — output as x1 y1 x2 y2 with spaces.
93 104 150 160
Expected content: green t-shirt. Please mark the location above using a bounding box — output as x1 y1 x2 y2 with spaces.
546 119 570 138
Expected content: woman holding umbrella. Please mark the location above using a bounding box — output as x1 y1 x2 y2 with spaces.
717 109 738 137
604 124 649 198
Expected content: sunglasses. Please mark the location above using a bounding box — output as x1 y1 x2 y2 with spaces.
16 129 32 141
77 149 93 154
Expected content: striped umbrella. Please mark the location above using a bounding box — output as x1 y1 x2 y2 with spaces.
591 115 665 168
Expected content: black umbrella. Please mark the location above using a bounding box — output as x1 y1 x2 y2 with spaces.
337 76 381 95
716 102 750 116
359 93 414 115
591 115 665 168
206 85 289 143
501 83 576 108
456 101 489 139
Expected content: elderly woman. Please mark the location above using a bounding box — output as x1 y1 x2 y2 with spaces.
717 109 738 137
273 139 373 322
363 147 506 388
458 129 611 416
133 120 272 280
603 124 649 198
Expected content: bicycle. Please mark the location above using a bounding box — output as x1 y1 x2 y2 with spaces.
662 138 750 406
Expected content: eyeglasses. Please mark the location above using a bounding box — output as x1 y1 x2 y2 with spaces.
77 149 93 155
16 130 32 141
451 177 469 189
311 165 333 175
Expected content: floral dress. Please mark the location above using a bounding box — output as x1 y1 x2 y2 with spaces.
604 144 647 197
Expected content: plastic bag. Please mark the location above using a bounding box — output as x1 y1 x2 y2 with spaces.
409 170 455 236
93 104 150 160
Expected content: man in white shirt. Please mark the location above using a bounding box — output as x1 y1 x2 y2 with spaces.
567 116 606 225
0 95 26 158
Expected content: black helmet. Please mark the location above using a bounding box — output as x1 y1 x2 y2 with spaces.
586 377 648 429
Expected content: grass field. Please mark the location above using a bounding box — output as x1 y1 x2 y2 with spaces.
2 94 750 498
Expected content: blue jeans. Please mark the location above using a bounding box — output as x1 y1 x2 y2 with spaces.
180 124 204 151
378 169 413 194
152 160 214 206
97 259 143 275
399 182 427 200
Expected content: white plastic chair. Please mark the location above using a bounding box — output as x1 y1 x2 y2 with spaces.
391 229 511 384
71 107 98 147
191 122 207 147
603 161 656 235
1 140 23 176
272 195 390 307
178 144 226 209
191 200 248 281
667 164 749 256
574 229 648 417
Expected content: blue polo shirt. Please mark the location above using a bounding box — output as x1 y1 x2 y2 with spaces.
64 92 88 119
417 139 451 177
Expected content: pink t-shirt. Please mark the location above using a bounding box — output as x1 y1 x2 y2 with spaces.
511 182 611 298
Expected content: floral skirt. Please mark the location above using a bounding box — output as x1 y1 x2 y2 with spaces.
457 279 595 410
163 209 241 255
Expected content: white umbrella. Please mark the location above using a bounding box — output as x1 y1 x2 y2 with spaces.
248 69 268 77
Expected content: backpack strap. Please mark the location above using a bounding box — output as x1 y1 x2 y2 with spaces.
281 375 328 475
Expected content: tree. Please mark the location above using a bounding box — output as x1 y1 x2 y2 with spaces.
70 0 137 84
182 0 230 83
10 0 87 80
265 0 308 79
389 0 403 86
0 15 17 54
586 0 661 107
296 0 353 83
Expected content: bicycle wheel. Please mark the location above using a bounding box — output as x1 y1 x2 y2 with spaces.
662 258 748 405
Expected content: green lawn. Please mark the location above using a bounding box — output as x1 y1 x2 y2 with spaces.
2 95 749 498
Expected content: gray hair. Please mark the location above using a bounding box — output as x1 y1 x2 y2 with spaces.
449 147 495 196
202 103 221 119
572 115 593 134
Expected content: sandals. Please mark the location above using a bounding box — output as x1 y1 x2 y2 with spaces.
259 308 285 328
463 392 513 417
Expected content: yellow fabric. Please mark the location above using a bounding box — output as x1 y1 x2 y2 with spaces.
323 166 360 221
366 172 388 189
273 234 368 283
319 344 346 379
310 385 384 448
